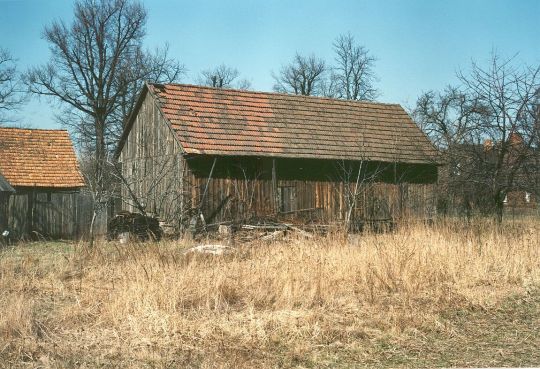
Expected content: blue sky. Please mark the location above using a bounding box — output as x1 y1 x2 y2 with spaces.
1 0 539 129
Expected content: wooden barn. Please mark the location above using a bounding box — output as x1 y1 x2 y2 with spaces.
116 83 439 231
0 127 87 240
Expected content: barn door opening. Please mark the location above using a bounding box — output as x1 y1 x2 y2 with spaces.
278 185 297 213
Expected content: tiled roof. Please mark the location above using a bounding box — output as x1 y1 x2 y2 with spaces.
144 83 438 164
0 127 85 188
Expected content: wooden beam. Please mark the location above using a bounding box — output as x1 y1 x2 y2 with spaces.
195 157 217 232
272 158 279 212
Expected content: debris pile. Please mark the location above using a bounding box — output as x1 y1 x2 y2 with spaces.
195 217 321 244
107 211 163 242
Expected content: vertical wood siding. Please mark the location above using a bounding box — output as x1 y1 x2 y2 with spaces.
118 91 186 227
1 189 105 240
186 158 437 225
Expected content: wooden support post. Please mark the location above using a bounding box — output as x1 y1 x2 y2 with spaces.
272 158 279 213
0 194 8 232
393 161 401 218
28 188 35 236
194 157 217 233
200 157 217 208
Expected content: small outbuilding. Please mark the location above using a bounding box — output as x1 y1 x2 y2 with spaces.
0 127 87 239
116 83 439 231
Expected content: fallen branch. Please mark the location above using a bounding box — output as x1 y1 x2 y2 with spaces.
286 225 314 238
260 230 286 241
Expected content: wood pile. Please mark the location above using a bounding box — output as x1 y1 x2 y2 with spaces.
107 211 163 242
193 215 398 245
225 217 319 243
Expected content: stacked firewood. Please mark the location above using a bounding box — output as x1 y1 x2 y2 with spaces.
107 211 163 242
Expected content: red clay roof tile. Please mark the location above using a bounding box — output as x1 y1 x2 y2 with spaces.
0 127 85 188
147 83 438 164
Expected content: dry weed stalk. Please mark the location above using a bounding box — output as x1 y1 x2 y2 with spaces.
0 219 539 367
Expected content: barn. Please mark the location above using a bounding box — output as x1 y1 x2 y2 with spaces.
0 127 87 240
116 83 439 232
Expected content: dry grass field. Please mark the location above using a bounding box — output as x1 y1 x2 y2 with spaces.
1 219 539 368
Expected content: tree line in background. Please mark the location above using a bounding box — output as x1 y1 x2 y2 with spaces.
272 33 378 100
413 55 540 222
0 0 539 226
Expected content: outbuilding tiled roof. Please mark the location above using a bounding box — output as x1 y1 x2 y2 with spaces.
0 127 85 188
130 83 438 164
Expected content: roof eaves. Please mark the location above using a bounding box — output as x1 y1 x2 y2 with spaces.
183 150 438 165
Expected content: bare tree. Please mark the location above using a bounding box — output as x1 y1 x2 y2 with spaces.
335 158 374 230
272 35 378 100
0 48 24 122
198 64 251 90
415 54 540 221
23 0 184 245
413 86 482 217
235 78 252 91
332 33 378 101
413 86 478 149
272 53 327 96
459 55 540 221
529 90 540 199
56 46 184 155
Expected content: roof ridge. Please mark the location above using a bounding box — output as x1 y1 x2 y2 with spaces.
148 82 401 108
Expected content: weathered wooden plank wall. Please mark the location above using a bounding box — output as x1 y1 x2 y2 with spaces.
189 175 436 223
0 193 10 232
186 156 438 224
2 189 106 240
119 89 185 227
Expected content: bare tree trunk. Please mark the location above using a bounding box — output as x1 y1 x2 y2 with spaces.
87 115 107 247
88 209 97 248
345 161 363 231
95 115 106 191
22 0 184 244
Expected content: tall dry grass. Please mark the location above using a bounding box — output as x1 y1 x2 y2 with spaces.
1 219 539 368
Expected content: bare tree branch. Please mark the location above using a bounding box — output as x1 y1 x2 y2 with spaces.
272 53 327 96
0 48 24 122
415 53 540 221
197 64 251 90
23 0 184 245
332 33 378 101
